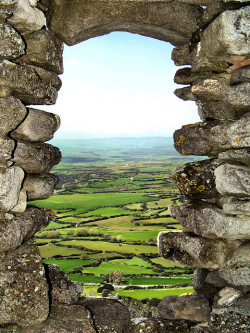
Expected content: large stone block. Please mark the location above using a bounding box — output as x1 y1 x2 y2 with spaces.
0 22 25 60
23 173 59 200
231 66 250 85
218 149 250 166
7 0 45 33
0 206 53 252
174 86 196 101
21 28 64 74
0 239 49 327
174 114 250 156
0 166 24 212
171 44 191 66
29 65 62 91
47 0 202 46
11 108 60 142
214 164 250 197
172 159 220 199
171 202 250 240
0 60 58 105
12 141 61 174
200 7 250 63
11 188 26 213
158 231 241 269
0 136 15 168
222 196 250 216
191 76 231 101
223 83 250 114
0 96 27 138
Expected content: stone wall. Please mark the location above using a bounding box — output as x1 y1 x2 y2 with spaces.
0 0 249 332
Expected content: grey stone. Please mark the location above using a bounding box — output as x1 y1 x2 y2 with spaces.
132 317 192 333
11 188 26 212
21 28 64 74
191 76 231 101
47 0 203 46
174 67 214 85
216 287 243 307
171 44 191 66
7 0 45 33
0 137 15 167
222 197 250 216
200 7 250 63
196 99 242 121
0 60 58 105
0 96 27 138
0 166 24 212
158 231 241 269
173 114 250 156
0 206 53 252
231 66 250 85
223 83 250 114
170 202 250 240
44 264 82 305
29 65 62 90
174 86 196 101
214 164 250 197
157 294 211 322
12 141 61 174
0 8 13 21
0 239 49 327
0 22 25 60
172 159 220 199
11 108 60 142
218 149 250 166
0 0 18 10
23 173 59 200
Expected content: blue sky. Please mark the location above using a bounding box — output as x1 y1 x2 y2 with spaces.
42 32 200 139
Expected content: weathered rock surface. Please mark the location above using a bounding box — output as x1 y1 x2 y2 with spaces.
0 206 53 252
132 317 192 333
222 196 250 216
0 22 25 60
158 231 241 268
0 166 24 212
218 149 250 166
0 239 49 327
23 173 58 200
0 60 58 105
0 136 15 168
174 114 250 156
7 0 45 33
11 108 60 142
191 76 231 101
0 96 27 137
171 43 191 66
171 202 250 240
214 164 250 197
29 65 62 90
47 0 203 46
12 141 61 173
157 294 211 322
223 83 250 114
174 86 196 101
44 264 82 305
231 66 250 85
215 287 243 307
11 188 26 213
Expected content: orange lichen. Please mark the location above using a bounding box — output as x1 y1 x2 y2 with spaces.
197 185 205 191
14 290 20 295
235 138 241 146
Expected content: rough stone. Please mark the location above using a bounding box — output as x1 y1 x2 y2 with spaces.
20 28 64 74
0 60 58 105
23 173 59 200
132 317 192 333
158 231 241 269
173 114 250 156
214 164 250 197
11 188 26 212
7 0 45 33
11 108 60 142
218 149 250 166
47 0 203 46
44 264 82 305
171 44 191 66
200 7 250 63
222 196 250 216
0 239 49 327
215 287 243 307
172 159 220 199
191 76 231 101
12 141 61 174
0 8 13 21
170 202 250 240
223 83 250 114
0 166 24 212
157 294 211 322
0 206 53 252
174 67 216 85
0 0 17 10
0 22 25 60
0 96 27 137
0 137 15 168
29 65 62 90
174 86 196 101
231 66 250 85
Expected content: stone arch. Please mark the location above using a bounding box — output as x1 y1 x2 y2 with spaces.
0 0 249 332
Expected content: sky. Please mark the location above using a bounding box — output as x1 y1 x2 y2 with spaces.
41 32 200 139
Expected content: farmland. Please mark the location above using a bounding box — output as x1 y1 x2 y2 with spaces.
33 137 198 300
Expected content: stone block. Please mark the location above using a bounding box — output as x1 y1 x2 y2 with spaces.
0 60 58 105
174 86 196 101
200 7 250 63
0 137 15 168
11 108 60 142
47 0 202 46
23 173 59 200
0 22 25 60
44 264 82 305
173 114 250 156
157 294 211 322
214 164 250 197
0 239 49 327
231 66 250 85
11 188 26 213
12 141 61 174
0 166 24 212
132 318 192 333
215 287 243 307
7 0 45 33
174 67 213 85
222 197 250 216
158 231 240 269
191 76 231 101
171 202 250 240
196 99 242 121
29 65 62 90
171 44 191 66
0 206 53 252
218 149 250 166
21 28 64 74
172 159 220 199
0 96 27 138
223 83 250 114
